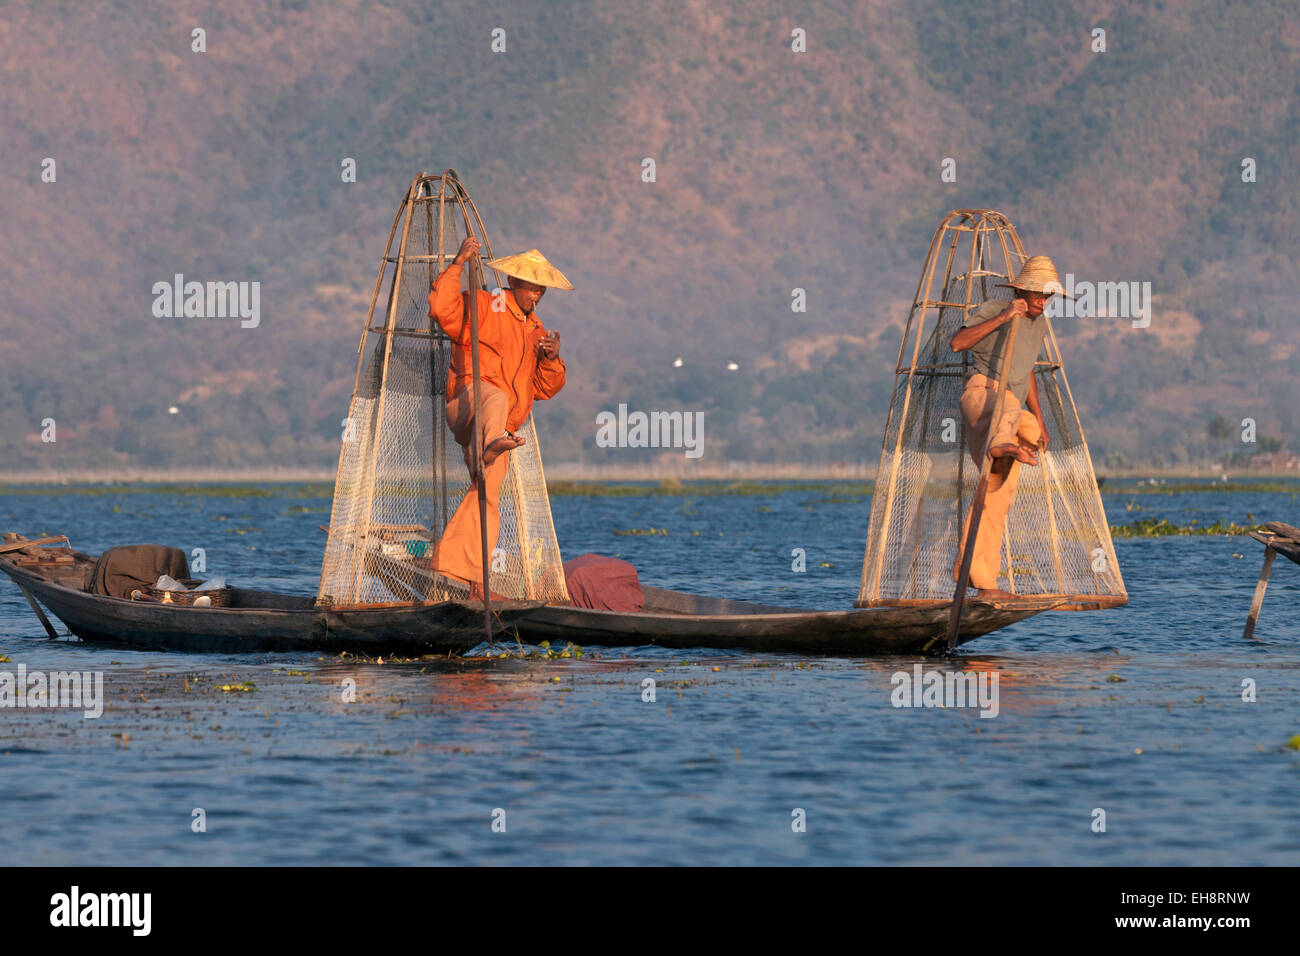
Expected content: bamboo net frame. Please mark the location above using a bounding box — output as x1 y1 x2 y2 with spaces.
857 209 1126 611
316 171 569 609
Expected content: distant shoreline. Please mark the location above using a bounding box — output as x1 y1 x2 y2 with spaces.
0 464 1295 486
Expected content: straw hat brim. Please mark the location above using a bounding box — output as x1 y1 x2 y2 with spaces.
485 250 575 291
996 280 1074 300
999 255 1073 298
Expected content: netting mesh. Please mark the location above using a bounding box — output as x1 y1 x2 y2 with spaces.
317 174 569 607
858 211 1125 609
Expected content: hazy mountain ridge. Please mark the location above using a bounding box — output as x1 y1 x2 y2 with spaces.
1 0 1296 473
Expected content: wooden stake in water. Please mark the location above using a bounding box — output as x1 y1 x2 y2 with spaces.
1242 546 1275 641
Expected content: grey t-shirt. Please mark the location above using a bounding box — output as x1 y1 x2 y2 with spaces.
961 299 1048 403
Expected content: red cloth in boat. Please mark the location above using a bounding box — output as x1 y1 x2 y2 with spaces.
562 553 644 612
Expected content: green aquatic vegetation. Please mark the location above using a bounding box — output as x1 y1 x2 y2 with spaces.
1104 480 1300 495
530 641 583 660
1287 735 1300 751
0 482 333 498
1109 518 1265 538
332 651 430 665
218 682 257 693
482 640 584 661
0 654 10 663
613 527 668 536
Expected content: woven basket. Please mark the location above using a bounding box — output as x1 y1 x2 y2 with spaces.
140 586 232 607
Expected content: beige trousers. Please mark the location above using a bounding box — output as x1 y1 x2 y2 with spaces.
431 384 512 586
955 374 1041 591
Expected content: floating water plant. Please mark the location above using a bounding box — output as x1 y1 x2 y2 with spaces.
1109 518 1265 538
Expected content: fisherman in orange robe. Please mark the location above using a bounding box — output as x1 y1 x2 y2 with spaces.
427 235 572 595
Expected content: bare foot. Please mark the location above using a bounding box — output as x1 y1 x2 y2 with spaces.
974 588 1018 602
989 443 1038 466
481 433 526 469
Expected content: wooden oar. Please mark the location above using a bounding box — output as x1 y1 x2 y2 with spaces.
467 249 494 645
947 311 1022 651
18 585 61 639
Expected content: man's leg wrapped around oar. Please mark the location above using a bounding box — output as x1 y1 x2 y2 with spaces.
955 375 1042 593
431 382 513 594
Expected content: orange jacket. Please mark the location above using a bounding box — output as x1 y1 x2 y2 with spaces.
429 263 567 432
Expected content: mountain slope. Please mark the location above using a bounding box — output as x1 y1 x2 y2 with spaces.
1 0 1296 472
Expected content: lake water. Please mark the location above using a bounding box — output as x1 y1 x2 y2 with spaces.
1 481 1298 865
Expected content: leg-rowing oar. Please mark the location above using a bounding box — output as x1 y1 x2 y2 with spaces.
948 312 1021 651
1 535 68 638
18 585 61 639
467 249 494 645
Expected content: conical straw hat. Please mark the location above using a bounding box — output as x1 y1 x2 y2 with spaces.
998 254 1073 298
485 249 575 291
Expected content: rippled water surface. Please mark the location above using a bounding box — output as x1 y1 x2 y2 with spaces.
1 482 1298 865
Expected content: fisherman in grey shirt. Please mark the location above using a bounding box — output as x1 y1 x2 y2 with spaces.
949 255 1070 600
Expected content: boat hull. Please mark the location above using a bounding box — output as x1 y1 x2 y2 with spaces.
506 586 1049 654
1 541 1052 656
4 565 540 654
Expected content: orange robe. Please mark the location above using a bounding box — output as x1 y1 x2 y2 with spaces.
427 264 566 587
428 263 566 431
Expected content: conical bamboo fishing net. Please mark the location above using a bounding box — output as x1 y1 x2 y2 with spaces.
858 209 1126 610
317 171 568 608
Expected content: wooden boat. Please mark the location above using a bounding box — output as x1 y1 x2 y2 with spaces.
0 534 1055 655
0 191 1086 659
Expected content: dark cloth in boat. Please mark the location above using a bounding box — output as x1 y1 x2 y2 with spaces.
563 554 644 612
90 544 191 598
